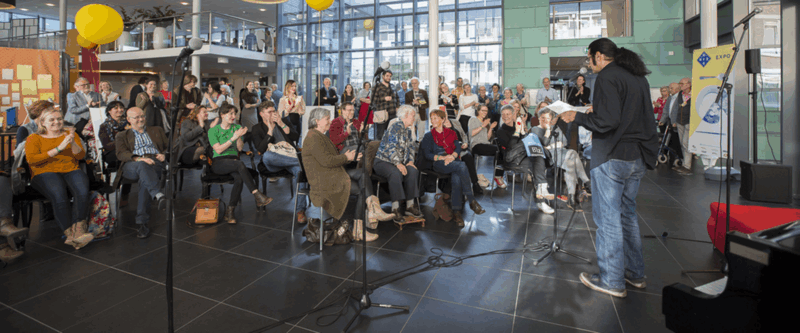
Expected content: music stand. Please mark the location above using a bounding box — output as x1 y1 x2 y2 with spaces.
525 130 591 266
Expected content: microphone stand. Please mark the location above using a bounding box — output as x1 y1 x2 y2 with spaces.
527 130 591 266
164 54 191 333
340 96 408 333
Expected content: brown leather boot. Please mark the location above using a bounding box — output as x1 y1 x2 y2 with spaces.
254 191 273 207
71 221 94 250
225 206 237 224
352 219 378 242
63 225 76 248
453 211 465 228
469 200 485 215
0 243 24 265
0 217 28 241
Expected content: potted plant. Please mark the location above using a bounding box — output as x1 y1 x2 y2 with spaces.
115 6 139 51
134 5 184 49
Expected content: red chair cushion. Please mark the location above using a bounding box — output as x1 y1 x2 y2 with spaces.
707 202 800 253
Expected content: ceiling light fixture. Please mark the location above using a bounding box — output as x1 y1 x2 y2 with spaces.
224 69 232 74
258 62 268 68
253 71 261 76
218 57 229 64
46 3 55 7
143 62 154 68
259 8 266 12
20 8 30 12
0 0 15 10
241 0 289 4
180 2 189 5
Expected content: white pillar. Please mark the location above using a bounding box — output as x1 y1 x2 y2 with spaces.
192 0 201 86
700 0 718 48
428 0 439 119
59 0 67 31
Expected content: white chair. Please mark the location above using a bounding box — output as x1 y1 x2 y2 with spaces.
89 107 107 177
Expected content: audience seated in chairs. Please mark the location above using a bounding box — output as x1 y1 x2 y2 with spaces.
469 104 505 189
1 175 28 264
251 101 308 221
373 105 423 222
16 100 49 148
496 105 554 214
533 110 591 211
302 108 391 242
25 103 94 249
179 105 214 166
208 104 273 224
65 77 103 125
136 78 167 130
114 107 169 239
442 116 484 195
421 110 485 227
175 75 203 124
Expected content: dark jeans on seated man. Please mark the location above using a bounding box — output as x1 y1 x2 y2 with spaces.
373 159 420 203
30 170 91 231
432 159 473 208
122 160 165 225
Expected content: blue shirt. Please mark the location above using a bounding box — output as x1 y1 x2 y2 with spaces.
397 88 408 105
535 87 561 104
132 127 160 156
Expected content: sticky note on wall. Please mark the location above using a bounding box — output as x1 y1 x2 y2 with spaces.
17 65 32 80
21 80 37 95
37 74 52 89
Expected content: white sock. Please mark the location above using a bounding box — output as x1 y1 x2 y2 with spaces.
406 199 415 207
392 201 400 210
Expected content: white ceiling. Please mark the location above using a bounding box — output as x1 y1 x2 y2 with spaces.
6 0 278 28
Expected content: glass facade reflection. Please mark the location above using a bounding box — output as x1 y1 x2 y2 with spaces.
278 0 503 97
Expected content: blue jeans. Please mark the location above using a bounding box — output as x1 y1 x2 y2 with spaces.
590 159 647 290
122 161 165 225
31 170 91 231
261 151 307 211
433 160 474 209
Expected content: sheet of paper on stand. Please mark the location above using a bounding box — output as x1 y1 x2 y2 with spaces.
1 68 12 80
543 101 591 114
0 83 7 95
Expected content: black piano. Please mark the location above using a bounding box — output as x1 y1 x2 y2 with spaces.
663 220 800 332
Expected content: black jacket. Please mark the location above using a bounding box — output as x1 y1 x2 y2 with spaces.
677 92 692 125
567 86 591 106
314 87 339 106
128 85 144 109
574 62 659 170
251 120 300 154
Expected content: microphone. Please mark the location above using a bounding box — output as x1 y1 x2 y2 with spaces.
734 7 762 28
176 38 203 62
373 61 391 79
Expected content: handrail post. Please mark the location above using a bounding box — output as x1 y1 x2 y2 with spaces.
141 21 146 50
209 13 213 44
173 17 177 48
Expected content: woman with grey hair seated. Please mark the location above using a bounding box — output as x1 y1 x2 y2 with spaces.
373 105 422 221
302 108 390 242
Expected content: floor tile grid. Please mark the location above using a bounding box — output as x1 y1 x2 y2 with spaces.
0 301 60 332
633 210 703 290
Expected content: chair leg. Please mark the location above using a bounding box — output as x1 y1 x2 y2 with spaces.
319 207 323 251
178 170 184 191
292 182 300 233
115 187 121 224
511 173 516 210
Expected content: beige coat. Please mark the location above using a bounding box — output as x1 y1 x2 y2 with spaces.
302 129 351 220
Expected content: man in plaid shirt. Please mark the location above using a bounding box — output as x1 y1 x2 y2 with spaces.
373 70 399 140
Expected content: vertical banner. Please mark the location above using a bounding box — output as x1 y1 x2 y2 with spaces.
688 44 735 159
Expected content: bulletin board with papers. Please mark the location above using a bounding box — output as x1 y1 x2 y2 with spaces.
0 47 62 126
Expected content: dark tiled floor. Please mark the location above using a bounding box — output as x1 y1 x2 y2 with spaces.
1 160 797 333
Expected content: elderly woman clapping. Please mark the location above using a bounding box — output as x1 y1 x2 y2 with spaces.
303 108 390 242
373 105 422 221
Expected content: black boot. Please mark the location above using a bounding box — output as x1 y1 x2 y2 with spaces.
225 206 237 224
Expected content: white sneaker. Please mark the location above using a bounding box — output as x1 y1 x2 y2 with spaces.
537 202 554 214
536 184 555 200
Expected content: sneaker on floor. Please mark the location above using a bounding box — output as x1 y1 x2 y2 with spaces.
580 272 627 298
677 167 693 175
296 211 307 224
268 177 279 183
137 224 151 239
537 202 554 214
624 274 647 289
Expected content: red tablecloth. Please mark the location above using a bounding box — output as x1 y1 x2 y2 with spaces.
707 202 800 253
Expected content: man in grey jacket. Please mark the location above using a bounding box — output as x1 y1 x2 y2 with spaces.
65 77 103 124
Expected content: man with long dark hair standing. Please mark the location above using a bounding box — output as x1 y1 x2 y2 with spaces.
560 38 659 298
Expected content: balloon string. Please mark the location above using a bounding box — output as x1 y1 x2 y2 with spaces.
317 12 321 107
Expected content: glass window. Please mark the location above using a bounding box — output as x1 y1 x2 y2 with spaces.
458 0 502 9
458 8 502 44
415 48 431 91
310 1 339 21
343 20 374 50
439 11 456 44
379 0 414 15
418 0 455 12
310 22 339 51
378 16 413 48
752 0 782 161
415 14 428 46
439 46 456 91
458 44 502 89
379 49 414 82
280 0 308 26
343 0 375 19
550 0 629 40
311 52 340 93
343 51 375 88
281 54 306 88
280 25 306 53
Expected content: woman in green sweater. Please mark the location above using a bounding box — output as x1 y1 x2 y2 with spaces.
208 104 273 223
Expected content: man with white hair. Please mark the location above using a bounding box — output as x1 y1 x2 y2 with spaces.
65 77 103 124
535 77 560 105
405 77 429 140
271 83 283 105
314 77 338 106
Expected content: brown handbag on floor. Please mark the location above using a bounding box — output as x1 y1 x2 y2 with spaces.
191 199 222 224
432 193 453 222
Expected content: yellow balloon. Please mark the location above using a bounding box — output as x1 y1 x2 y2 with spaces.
364 19 374 31
306 0 334 12
76 35 97 49
75 4 124 45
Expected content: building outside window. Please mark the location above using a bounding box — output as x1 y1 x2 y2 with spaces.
277 0 503 97
549 0 630 40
